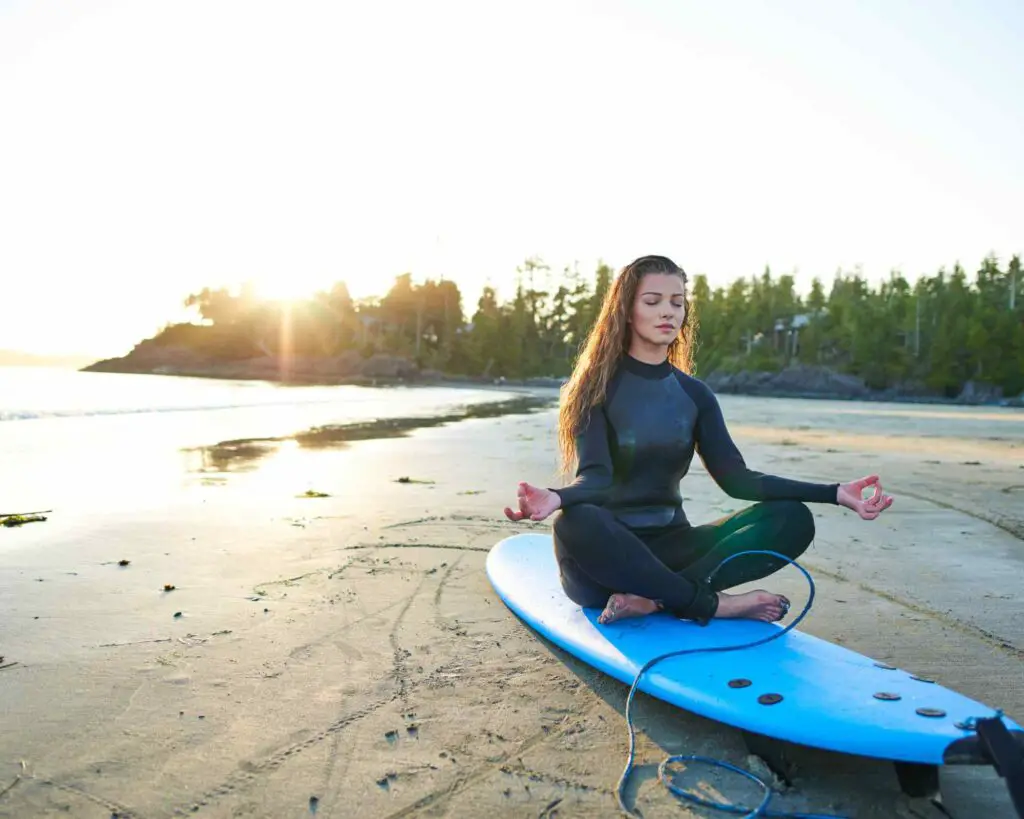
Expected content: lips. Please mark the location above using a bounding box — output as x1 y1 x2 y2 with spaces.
656 324 675 331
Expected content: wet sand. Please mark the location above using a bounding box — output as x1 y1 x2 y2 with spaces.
1 394 1022 818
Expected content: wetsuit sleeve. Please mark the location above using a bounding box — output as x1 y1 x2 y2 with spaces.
550 406 614 508
691 381 839 504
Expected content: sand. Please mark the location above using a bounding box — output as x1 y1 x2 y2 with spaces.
1 393 1022 818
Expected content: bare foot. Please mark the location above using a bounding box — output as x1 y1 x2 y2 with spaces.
715 590 790 623
598 593 660 624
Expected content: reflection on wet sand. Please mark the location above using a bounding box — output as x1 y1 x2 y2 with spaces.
186 440 283 473
182 394 557 474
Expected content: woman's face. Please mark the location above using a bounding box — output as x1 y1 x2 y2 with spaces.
629 272 686 348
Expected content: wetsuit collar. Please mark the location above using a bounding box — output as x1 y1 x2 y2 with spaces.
622 354 672 380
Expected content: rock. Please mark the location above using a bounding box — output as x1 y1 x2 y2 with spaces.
360 354 419 378
704 365 868 399
956 380 1003 404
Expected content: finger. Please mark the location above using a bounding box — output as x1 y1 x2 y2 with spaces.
504 507 525 521
871 496 893 514
857 474 881 489
866 491 891 510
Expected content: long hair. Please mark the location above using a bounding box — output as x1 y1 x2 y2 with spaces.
557 255 698 476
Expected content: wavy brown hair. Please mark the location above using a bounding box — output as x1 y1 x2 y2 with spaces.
557 255 698 476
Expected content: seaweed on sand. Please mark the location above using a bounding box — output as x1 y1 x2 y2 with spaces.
0 510 50 528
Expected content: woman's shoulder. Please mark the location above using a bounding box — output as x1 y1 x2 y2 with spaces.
670 367 718 406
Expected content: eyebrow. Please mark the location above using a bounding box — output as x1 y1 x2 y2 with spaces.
641 290 685 296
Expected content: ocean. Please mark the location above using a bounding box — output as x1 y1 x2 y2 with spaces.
0 367 533 522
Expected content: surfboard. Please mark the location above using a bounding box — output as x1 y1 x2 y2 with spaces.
485 532 1023 771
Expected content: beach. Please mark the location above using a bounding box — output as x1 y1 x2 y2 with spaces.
1 383 1023 818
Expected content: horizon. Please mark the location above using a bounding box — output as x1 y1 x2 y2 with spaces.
2 0 1022 358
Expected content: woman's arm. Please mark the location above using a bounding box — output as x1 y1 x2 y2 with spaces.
504 405 615 523
692 381 839 504
550 405 615 508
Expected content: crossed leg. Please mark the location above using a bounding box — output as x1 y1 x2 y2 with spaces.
553 500 815 624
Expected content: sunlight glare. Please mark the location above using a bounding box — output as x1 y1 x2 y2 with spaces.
251 274 329 304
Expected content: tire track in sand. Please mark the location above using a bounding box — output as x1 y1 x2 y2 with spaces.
379 701 604 819
28 778 144 819
166 545 439 816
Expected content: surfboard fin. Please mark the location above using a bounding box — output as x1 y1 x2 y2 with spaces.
739 729 797 787
893 761 940 799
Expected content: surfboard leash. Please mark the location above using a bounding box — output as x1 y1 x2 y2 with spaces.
615 548 850 819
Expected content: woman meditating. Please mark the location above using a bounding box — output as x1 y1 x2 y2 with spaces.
504 254 893 626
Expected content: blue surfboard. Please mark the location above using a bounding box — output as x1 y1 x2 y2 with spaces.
485 533 1022 767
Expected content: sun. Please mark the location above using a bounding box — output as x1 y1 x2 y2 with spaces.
250 274 327 303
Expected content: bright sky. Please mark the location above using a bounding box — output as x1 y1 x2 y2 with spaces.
1 0 1021 357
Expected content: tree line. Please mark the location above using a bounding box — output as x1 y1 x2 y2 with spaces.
175 253 1024 397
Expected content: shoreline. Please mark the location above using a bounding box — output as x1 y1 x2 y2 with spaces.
79 358 1024 409
704 385 1024 408
79 354 1024 409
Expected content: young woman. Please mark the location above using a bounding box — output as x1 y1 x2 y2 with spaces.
504 255 893 626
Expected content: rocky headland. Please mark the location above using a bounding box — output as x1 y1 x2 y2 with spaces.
83 337 1023 406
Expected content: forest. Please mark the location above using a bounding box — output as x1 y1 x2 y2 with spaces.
169 254 1024 399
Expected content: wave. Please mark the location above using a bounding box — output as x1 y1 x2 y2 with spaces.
0 398 337 423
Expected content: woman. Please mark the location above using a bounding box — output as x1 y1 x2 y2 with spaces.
504 254 893 626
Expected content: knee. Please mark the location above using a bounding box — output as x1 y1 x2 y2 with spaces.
782 500 815 545
764 500 815 546
552 503 603 543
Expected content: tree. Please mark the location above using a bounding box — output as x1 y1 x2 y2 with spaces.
158 250 1022 396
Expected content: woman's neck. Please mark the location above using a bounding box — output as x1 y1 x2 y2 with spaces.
621 352 672 380
627 341 669 365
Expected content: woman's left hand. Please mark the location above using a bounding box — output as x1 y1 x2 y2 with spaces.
837 475 893 520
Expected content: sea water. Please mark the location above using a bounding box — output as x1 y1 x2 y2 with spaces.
0 366 527 522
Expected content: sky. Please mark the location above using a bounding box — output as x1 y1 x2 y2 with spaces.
1 0 1022 357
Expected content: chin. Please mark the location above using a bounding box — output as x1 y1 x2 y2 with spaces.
641 335 673 349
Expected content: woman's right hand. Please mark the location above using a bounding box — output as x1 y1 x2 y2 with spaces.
503 481 562 522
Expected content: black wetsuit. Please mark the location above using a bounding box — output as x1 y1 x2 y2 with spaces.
551 355 839 624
